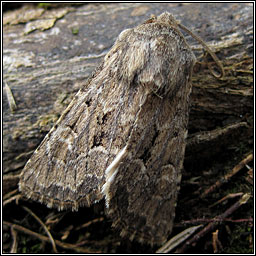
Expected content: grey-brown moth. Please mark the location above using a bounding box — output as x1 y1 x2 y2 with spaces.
19 12 196 245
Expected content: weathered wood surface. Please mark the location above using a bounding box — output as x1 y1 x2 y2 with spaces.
3 3 253 192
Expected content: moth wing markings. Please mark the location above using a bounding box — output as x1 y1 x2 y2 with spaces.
19 86 110 210
39 92 90 197
20 61 143 210
100 80 147 207
105 91 189 245
21 18 176 211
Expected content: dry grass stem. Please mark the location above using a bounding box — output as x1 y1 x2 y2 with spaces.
22 206 58 253
3 221 101 253
201 153 253 198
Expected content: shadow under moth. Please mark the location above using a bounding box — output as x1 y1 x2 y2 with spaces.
19 12 223 245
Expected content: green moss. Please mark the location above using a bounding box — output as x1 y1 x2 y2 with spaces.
37 3 52 9
72 27 79 35
18 234 44 253
30 243 43 253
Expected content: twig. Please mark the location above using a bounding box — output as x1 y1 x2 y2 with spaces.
212 229 222 253
45 212 66 226
75 217 104 230
156 225 203 253
3 221 100 253
22 206 57 253
222 217 253 223
209 192 244 208
3 194 21 207
201 153 253 198
60 225 73 241
5 82 17 112
245 168 253 185
10 226 18 253
212 229 218 253
3 189 19 201
175 193 251 253
176 216 253 227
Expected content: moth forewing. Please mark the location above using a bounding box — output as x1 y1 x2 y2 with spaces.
19 12 196 245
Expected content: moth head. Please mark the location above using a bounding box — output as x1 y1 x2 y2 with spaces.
157 12 180 29
104 12 196 98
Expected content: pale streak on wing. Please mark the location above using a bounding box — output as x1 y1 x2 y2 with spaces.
102 145 128 208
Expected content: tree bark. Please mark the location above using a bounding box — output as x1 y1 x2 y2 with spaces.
3 3 253 194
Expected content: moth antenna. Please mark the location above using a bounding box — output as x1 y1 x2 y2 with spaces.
178 22 225 78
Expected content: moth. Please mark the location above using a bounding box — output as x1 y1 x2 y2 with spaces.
19 12 197 246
